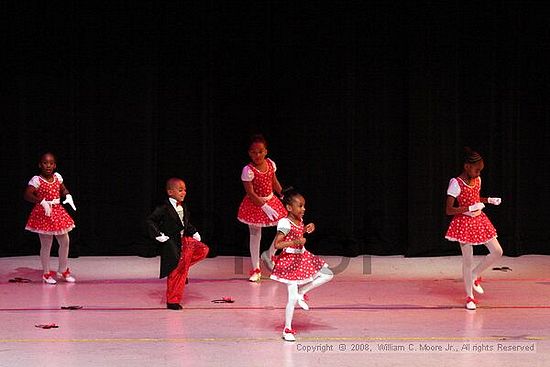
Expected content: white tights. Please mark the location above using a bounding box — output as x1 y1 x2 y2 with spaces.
285 268 333 330
460 238 503 298
248 225 275 270
38 233 70 274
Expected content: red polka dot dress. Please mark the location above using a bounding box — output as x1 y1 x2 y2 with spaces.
270 218 328 285
445 177 497 245
237 158 286 227
25 173 75 235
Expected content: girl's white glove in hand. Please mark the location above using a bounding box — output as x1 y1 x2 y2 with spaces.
468 202 485 212
155 232 169 243
63 194 77 211
487 197 501 205
261 203 279 221
40 199 52 217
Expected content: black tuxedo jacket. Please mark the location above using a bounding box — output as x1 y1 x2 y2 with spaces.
146 200 198 278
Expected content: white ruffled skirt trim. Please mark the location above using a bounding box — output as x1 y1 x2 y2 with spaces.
25 225 75 236
270 263 329 285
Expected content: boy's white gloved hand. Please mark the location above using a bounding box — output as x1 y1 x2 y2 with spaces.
63 194 77 211
468 202 485 212
155 232 169 243
192 232 202 241
487 197 502 205
40 199 52 217
261 203 278 221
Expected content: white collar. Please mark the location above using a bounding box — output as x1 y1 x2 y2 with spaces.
168 197 182 209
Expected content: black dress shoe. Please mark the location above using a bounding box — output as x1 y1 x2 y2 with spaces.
166 303 183 310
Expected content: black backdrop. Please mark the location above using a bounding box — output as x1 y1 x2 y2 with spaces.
2 1 549 259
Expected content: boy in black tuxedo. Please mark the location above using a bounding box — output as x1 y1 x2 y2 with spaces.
146 178 209 310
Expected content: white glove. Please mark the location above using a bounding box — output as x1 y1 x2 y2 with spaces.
468 202 485 212
463 210 482 217
63 194 77 211
155 232 169 243
40 199 52 217
192 232 202 241
261 203 279 221
488 197 502 205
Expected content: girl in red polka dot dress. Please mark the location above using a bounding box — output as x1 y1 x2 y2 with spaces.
24 152 77 284
237 134 287 282
270 188 333 341
445 147 503 310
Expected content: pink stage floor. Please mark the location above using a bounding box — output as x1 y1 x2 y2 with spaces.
1 254 549 366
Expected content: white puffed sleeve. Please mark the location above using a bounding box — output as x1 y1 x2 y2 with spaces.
28 176 41 188
54 172 63 183
267 158 277 172
277 218 291 236
241 165 254 181
446 178 461 198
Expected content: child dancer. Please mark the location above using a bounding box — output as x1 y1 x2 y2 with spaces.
237 134 287 282
445 147 503 310
146 178 209 310
270 188 333 341
24 152 77 284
